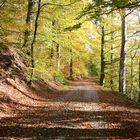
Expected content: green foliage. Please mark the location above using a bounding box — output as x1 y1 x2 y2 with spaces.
0 0 26 46
86 62 98 76
0 0 139 102
54 72 70 85
64 23 82 31
112 0 139 8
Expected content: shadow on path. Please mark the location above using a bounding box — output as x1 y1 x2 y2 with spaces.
0 79 140 139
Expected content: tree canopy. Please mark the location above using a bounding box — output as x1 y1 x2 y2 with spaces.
0 0 140 101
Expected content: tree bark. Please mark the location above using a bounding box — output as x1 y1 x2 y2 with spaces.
50 20 55 59
69 48 73 79
110 31 114 89
23 0 34 53
130 56 134 96
29 0 41 85
49 46 54 59
100 26 105 86
138 58 140 102
119 9 127 94
56 44 61 71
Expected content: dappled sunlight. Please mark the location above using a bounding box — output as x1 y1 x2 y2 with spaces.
64 102 100 111
1 102 140 139
0 79 140 139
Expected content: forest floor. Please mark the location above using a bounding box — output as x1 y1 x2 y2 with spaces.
0 78 140 140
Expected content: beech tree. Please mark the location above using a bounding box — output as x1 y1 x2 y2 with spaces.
100 26 105 86
23 0 34 53
29 0 41 85
119 9 127 94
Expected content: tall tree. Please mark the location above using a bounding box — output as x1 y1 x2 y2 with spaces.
29 0 41 85
69 48 73 79
23 0 34 54
110 31 114 89
100 26 105 86
119 8 127 94
56 44 61 71
137 11 140 101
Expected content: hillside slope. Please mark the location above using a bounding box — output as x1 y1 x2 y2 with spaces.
0 47 62 117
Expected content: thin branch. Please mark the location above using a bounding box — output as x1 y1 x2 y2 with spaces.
0 0 7 8
105 57 120 65
125 7 137 17
105 29 120 36
132 45 140 59
128 30 140 38
104 45 121 55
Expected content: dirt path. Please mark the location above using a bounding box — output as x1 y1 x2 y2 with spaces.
0 79 140 139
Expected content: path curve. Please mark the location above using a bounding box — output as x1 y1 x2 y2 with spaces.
0 78 140 139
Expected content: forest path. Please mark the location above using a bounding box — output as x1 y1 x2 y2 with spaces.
0 78 140 139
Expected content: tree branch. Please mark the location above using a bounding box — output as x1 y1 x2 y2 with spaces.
0 0 7 8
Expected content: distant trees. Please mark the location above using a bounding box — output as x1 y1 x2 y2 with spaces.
78 0 140 101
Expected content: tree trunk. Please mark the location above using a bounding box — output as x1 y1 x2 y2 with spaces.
110 31 114 90
119 9 127 94
69 48 73 79
23 0 34 53
100 26 105 86
56 44 61 71
29 0 41 85
49 46 54 59
49 20 56 59
130 56 134 96
138 58 140 102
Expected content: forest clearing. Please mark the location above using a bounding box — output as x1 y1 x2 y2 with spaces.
0 0 140 139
